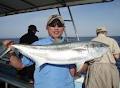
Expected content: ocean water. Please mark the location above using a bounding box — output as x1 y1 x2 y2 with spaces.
0 36 120 45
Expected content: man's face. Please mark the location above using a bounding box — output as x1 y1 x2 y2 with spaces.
32 29 37 34
47 25 64 39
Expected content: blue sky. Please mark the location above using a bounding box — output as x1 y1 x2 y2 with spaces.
0 0 120 38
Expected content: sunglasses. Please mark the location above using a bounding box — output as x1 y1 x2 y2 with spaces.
48 19 64 27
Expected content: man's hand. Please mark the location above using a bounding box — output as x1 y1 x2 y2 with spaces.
3 40 14 48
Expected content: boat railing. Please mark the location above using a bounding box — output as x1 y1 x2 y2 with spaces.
0 72 33 88
0 62 33 88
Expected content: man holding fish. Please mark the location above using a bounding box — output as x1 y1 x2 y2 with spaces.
8 14 76 88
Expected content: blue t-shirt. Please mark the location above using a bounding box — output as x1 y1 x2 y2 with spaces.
21 37 75 88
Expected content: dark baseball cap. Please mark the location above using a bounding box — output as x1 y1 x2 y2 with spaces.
28 25 39 32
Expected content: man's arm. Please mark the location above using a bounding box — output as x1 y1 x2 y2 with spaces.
2 40 25 69
9 51 25 69
112 39 120 60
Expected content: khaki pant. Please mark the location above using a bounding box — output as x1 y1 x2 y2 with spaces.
85 63 119 88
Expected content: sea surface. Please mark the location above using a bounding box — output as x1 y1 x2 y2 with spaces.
0 36 120 45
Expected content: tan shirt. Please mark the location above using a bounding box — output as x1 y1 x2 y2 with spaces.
92 34 120 64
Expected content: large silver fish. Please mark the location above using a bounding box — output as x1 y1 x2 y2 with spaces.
11 41 109 66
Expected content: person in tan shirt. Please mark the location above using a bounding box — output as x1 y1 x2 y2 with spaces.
84 26 120 88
